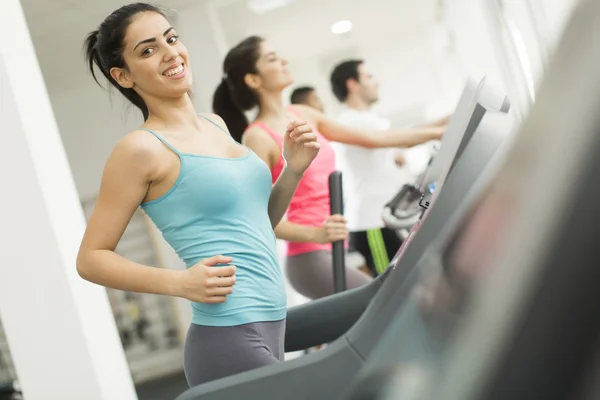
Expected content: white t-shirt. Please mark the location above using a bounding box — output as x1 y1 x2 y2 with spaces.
332 107 432 232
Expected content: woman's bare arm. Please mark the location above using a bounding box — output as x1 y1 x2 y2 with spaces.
77 132 188 295
77 131 235 303
76 131 184 295
242 125 305 228
243 126 346 244
294 104 445 149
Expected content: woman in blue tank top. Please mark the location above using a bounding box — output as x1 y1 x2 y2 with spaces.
77 3 320 387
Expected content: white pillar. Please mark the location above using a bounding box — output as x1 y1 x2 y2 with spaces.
0 1 137 399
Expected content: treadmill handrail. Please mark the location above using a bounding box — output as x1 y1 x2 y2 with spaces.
285 271 387 352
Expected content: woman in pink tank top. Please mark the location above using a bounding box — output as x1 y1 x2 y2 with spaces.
212 36 444 299
248 108 337 257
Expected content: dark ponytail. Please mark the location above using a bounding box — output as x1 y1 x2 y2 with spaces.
83 3 166 121
213 79 249 143
212 36 264 143
83 30 103 86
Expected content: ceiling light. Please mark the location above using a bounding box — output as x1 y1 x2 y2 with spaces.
331 20 353 35
247 0 296 14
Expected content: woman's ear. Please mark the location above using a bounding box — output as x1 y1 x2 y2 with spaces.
110 67 134 89
244 73 262 90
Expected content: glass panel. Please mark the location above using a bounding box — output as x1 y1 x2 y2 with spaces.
483 0 535 119
500 0 547 86
535 0 581 59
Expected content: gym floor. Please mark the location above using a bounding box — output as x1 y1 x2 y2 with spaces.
136 373 188 400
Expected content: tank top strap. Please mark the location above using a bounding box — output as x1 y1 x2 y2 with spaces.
141 128 181 155
198 114 229 134
247 121 284 147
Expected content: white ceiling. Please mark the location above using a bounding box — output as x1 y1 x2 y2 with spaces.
215 0 437 59
19 0 437 94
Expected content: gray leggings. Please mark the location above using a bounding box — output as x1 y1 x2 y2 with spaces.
286 250 373 300
183 319 285 387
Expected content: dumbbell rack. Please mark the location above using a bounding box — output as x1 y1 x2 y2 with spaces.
0 197 189 386
0 319 19 397
80 198 185 384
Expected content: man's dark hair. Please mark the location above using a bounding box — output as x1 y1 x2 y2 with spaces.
290 86 315 105
330 59 363 102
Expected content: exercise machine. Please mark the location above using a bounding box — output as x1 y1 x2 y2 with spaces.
341 1 600 398
175 83 515 400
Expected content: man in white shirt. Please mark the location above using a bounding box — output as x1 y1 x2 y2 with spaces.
330 59 446 276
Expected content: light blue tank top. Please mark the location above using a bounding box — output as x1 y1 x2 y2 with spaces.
140 116 286 327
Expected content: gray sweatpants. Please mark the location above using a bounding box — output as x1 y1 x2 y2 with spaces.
183 319 285 387
285 250 373 300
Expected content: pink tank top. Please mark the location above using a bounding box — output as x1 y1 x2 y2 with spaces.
247 107 336 256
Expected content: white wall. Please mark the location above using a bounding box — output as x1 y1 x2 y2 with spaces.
283 29 462 129
175 3 228 112
286 24 446 122
50 80 142 200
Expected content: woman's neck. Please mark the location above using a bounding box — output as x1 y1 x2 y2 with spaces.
144 93 200 131
256 90 288 122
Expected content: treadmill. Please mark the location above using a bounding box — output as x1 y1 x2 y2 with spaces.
343 110 516 400
175 81 514 400
342 2 600 399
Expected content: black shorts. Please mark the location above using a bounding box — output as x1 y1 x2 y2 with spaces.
349 227 403 276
